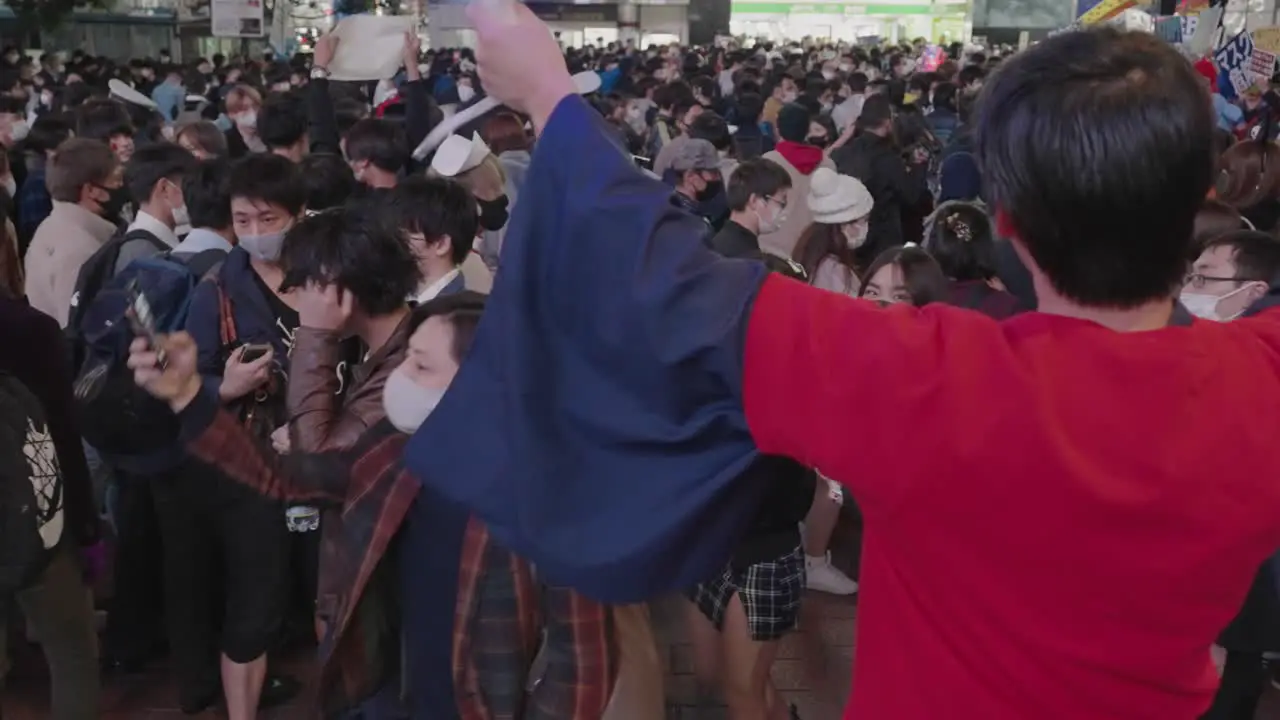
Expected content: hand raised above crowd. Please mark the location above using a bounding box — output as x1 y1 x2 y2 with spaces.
467 0 577 134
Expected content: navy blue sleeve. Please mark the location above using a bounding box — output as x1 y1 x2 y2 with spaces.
405 95 771 602
185 277 226 400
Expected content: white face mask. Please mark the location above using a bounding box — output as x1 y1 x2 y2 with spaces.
457 85 476 103
822 70 836 80
9 120 29 143
238 230 287 262
755 200 787 235
233 111 258 129
1180 284 1255 321
844 221 869 248
172 203 190 228
782 90 798 103
382 366 447 434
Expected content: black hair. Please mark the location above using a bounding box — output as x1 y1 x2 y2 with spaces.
278 201 420 316
925 202 997 281
1202 230 1280 284
76 98 134 142
182 158 233 231
689 111 731 152
297 153 357 211
344 118 406 173
726 158 792 212
848 72 869 94
406 290 487 364
932 82 957 113
124 142 198 205
229 153 307 215
957 65 986 89
389 176 478 267
257 92 308 150
23 115 73 156
334 100 369 137
0 96 23 115
734 92 764 124
859 246 948 306
974 28 1214 308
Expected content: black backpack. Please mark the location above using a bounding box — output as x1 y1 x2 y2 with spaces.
65 228 168 370
0 372 62 594
71 248 225 462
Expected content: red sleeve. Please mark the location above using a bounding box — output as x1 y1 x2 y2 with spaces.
741 274 1009 511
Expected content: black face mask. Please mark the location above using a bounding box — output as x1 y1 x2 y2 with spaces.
807 135 830 149
95 184 130 220
696 179 723 203
477 195 510 231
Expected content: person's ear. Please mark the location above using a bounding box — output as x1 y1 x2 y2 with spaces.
432 235 453 258
1245 280 1271 306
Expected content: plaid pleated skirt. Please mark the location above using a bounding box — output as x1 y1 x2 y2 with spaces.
688 546 805 642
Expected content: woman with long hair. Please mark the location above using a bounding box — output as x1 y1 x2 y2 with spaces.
858 245 949 307
792 167 874 297
1215 138 1280 232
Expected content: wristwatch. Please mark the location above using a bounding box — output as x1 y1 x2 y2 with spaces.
311 66 330 80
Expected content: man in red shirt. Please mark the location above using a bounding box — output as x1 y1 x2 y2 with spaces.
406 13 1280 720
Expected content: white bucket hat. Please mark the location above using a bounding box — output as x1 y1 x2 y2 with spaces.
431 132 491 178
807 167 874 224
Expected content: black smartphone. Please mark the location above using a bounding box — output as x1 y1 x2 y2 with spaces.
125 279 166 368
240 343 272 363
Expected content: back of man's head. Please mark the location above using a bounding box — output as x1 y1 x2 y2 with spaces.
47 137 117 204
76 98 134 142
298 153 357 212
257 92 307 151
182 158 233 232
975 28 1213 309
344 118 407 174
125 142 198 206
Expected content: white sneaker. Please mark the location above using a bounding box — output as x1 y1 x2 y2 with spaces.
805 552 858 595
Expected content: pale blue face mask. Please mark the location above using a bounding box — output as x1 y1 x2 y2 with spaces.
238 231 286 262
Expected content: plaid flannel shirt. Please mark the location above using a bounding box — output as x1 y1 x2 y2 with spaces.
178 390 616 718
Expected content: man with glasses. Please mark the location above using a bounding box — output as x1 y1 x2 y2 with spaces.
1181 231 1280 321
710 158 793 261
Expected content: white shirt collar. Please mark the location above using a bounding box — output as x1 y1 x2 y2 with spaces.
173 227 233 255
127 210 180 248
414 268 460 305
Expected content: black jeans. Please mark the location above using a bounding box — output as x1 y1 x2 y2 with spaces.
1202 651 1267 720
102 468 166 666
149 459 290 706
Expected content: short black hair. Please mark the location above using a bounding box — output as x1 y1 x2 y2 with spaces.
975 28 1214 308
279 200 420 316
406 290 487 364
388 176 478 267
734 92 764 123
957 65 986 89
182 158 233 231
257 92 308 150
689 111 731 152
24 115 73 155
848 72 869 94
727 158 792 212
932 82 957 113
1203 230 1280 284
124 142 198 205
76 98 134 141
229 153 306 215
344 118 406 173
297 153 357 211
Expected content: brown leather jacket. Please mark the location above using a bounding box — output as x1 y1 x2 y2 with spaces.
287 315 411 453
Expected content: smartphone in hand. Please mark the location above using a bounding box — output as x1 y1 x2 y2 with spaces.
125 279 166 369
240 343 272 363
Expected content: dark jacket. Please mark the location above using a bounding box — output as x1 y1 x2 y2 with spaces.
225 126 252 159
0 295 97 547
832 132 928 253
1218 562 1280 653
709 220 764 261
946 279 1025 320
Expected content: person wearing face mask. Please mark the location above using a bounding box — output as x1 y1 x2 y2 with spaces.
182 154 319 719
127 289 622 720
112 143 200 274
341 118 405 193
793 167 873 303
662 137 724 236
25 139 126 327
224 84 265 157
709 158 793 261
1181 231 1280 322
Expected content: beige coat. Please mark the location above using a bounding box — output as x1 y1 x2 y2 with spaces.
758 150 835 259
24 201 118 327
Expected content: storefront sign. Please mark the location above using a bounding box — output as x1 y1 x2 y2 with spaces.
526 3 619 22
211 0 264 37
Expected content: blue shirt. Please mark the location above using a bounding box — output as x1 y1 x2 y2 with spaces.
16 165 51 253
1214 93 1244 132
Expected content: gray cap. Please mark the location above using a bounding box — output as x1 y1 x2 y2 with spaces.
668 137 720 172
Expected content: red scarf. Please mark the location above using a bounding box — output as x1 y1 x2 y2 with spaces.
775 140 825 175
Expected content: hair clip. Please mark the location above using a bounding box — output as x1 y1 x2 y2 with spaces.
945 213 973 243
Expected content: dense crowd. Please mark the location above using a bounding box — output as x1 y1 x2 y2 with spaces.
0 7 1278 720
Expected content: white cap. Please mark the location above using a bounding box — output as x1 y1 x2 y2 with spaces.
807 167 874 224
108 79 158 111
431 132 491 177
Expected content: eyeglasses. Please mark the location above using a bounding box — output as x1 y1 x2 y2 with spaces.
1184 272 1243 290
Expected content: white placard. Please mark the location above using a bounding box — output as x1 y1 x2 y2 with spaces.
212 0 265 38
